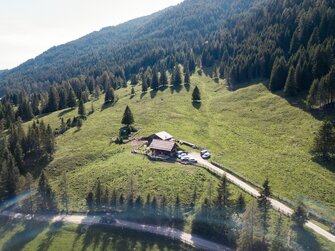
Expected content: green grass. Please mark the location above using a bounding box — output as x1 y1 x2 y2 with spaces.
32 74 335 220
0 218 193 251
19 73 335 247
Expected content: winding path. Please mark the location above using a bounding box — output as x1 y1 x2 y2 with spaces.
1 211 232 251
188 152 335 243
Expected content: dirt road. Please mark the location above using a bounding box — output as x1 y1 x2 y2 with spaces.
189 152 335 243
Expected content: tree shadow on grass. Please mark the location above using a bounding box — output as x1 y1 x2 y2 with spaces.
192 101 202 110
294 226 321 251
2 220 49 251
150 90 158 99
170 85 183 94
101 102 116 112
185 83 191 92
58 108 75 117
37 221 64 251
159 85 169 92
312 156 335 173
140 92 147 100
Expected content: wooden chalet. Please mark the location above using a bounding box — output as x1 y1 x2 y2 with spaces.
149 139 177 156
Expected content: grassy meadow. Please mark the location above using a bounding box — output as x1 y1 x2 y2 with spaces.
28 73 335 220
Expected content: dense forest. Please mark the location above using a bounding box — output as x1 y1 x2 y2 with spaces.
0 0 334 111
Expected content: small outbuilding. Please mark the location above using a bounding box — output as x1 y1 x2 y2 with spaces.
147 131 174 143
149 139 177 156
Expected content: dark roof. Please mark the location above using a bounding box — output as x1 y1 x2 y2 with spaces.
149 139 176 152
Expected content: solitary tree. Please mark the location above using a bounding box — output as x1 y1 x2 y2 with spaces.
312 119 335 160
121 106 135 127
284 66 297 96
104 86 116 104
192 86 201 102
78 99 86 117
291 202 308 227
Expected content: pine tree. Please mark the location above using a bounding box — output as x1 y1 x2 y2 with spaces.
237 201 262 251
236 194 246 214
17 99 34 121
192 86 201 102
2 149 20 199
160 70 168 87
291 202 308 227
58 89 68 110
78 99 86 117
95 178 102 210
216 175 231 208
284 66 298 96
59 172 69 213
111 189 117 209
312 119 335 160
258 178 271 245
47 86 59 112
13 142 24 174
37 170 56 212
271 215 287 251
45 124 55 157
67 89 77 108
104 86 116 104
121 105 134 127
172 65 182 87
151 70 159 90
142 80 148 93
184 69 190 84
131 87 135 97
86 192 94 211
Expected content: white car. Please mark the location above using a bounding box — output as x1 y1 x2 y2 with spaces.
201 150 211 159
189 158 198 163
181 156 190 161
178 152 188 159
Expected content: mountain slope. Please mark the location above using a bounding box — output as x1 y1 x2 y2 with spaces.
0 0 257 95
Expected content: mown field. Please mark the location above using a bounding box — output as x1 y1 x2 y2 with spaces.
29 73 335 221
0 218 192 251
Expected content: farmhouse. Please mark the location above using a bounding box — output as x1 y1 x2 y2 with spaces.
149 139 177 156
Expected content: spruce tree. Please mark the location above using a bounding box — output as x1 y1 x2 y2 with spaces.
237 201 262 251
258 178 271 245
151 70 159 90
312 119 335 160
104 86 116 104
271 215 287 251
17 99 34 121
184 69 190 84
67 89 77 108
160 70 168 87
236 194 246 214
121 105 134 127
78 99 86 117
47 86 59 112
142 81 148 93
95 178 102 210
291 202 308 227
59 172 69 213
192 86 201 102
269 57 288 92
38 170 56 211
284 66 298 97
172 65 182 87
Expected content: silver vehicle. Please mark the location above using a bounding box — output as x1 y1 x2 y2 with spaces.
201 150 211 159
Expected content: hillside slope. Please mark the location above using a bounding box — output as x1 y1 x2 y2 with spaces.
28 74 335 222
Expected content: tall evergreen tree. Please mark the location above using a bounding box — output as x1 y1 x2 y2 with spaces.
95 178 102 210
104 86 116 104
237 201 262 251
160 70 168 87
47 86 59 112
37 170 56 212
312 119 335 160
192 86 201 102
121 105 135 127
67 89 77 108
291 202 308 227
78 99 86 117
59 172 69 213
151 70 159 90
269 57 288 92
284 66 298 96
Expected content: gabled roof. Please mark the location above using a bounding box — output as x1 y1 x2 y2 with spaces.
149 139 176 152
155 131 173 140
